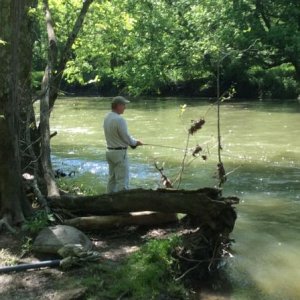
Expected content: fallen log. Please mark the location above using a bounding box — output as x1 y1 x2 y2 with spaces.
49 188 222 215
49 188 238 231
48 187 239 283
64 212 178 230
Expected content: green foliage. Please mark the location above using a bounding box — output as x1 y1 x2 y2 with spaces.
32 71 44 89
21 236 34 256
57 178 95 196
22 210 53 236
247 64 299 99
0 249 19 266
81 237 187 300
20 210 54 256
32 0 300 98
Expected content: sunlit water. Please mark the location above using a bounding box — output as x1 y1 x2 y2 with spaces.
49 97 300 299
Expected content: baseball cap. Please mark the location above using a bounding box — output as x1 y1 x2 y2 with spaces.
111 96 130 105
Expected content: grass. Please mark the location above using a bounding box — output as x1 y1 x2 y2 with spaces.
0 249 19 266
57 178 96 196
78 236 188 300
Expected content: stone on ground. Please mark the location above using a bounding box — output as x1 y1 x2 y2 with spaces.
33 225 93 255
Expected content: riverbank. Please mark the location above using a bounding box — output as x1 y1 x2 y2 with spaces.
0 224 233 300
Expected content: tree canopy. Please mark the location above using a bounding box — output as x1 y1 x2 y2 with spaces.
30 0 299 99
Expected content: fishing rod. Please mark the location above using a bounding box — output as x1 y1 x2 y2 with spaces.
142 143 187 151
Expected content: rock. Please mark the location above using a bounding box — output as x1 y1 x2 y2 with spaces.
33 225 93 255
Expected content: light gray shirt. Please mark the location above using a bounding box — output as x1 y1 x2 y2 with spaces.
103 112 137 148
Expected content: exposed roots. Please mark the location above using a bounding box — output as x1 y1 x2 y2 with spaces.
174 206 237 282
0 215 17 234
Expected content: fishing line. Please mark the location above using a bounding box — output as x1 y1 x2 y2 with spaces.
142 143 187 151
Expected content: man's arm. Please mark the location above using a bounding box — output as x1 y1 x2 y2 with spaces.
117 118 142 147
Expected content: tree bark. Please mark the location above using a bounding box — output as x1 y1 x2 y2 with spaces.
39 0 94 197
292 60 300 83
49 188 238 231
0 0 33 226
64 212 178 230
40 66 60 197
0 117 26 226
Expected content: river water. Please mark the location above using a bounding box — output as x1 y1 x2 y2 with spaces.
50 97 300 299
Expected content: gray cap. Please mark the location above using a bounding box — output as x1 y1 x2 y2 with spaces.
112 96 130 105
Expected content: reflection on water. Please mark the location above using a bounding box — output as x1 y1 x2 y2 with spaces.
50 97 300 299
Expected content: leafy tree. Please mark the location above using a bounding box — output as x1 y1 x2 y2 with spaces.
30 0 300 98
227 0 300 97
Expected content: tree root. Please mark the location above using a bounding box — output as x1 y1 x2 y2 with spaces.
0 215 17 234
174 211 236 282
23 173 50 213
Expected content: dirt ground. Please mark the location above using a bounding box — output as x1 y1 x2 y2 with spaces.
0 226 172 300
0 226 230 300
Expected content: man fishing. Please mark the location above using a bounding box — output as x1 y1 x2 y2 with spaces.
103 96 143 193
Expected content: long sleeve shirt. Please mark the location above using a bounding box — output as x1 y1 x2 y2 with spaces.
103 112 137 148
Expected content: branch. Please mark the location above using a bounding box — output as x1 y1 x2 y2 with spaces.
50 0 94 109
175 133 190 189
175 262 201 281
255 0 271 31
42 0 58 70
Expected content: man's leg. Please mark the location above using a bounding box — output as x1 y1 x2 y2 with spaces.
115 150 129 192
106 151 117 193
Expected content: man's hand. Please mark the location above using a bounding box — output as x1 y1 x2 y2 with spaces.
130 140 143 149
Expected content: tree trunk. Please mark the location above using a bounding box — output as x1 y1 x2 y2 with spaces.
0 118 26 228
40 66 60 197
293 60 300 83
64 212 178 230
49 188 238 232
0 0 33 228
38 0 94 197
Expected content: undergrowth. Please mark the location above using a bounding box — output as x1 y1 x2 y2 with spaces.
57 178 96 196
22 210 54 236
0 249 19 266
80 236 188 300
20 210 54 255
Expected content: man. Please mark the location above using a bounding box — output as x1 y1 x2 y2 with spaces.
103 96 143 193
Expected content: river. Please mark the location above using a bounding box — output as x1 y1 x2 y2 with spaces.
49 97 300 299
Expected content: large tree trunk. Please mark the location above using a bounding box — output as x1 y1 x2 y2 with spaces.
0 118 26 228
0 0 33 229
49 188 238 232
